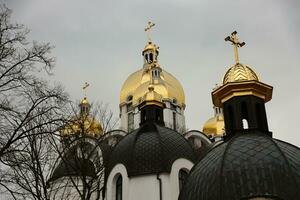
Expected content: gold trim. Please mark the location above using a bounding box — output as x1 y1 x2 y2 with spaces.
212 80 273 107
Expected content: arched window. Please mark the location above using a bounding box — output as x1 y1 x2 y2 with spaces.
241 101 249 129
145 54 149 63
178 169 188 191
116 175 122 200
242 119 249 129
149 53 153 63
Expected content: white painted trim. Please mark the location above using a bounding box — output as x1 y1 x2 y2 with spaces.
106 164 129 200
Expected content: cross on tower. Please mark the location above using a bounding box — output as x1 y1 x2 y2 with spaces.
82 82 90 97
225 31 245 64
145 21 155 42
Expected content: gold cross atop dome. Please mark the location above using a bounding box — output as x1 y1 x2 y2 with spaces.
82 82 90 97
225 31 245 64
145 21 155 42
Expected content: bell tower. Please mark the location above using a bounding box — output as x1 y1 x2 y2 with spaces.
212 31 273 140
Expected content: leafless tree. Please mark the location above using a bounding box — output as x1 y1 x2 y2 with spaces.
0 4 67 160
0 4 119 200
47 101 119 200
1 100 118 200
0 4 68 200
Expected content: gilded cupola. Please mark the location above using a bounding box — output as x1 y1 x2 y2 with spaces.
202 106 225 137
60 83 103 137
212 31 273 139
119 22 185 109
212 31 273 107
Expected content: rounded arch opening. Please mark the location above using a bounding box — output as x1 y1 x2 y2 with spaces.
178 168 189 191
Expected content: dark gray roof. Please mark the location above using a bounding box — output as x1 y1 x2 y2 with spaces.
179 131 300 200
49 138 112 182
107 123 196 177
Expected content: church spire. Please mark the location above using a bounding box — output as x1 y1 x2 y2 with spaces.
80 82 91 116
142 21 160 66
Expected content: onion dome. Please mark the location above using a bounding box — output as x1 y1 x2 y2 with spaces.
212 32 272 107
202 115 224 137
179 132 300 200
107 123 196 177
223 63 259 84
120 26 185 109
60 97 103 137
120 67 185 108
202 106 225 137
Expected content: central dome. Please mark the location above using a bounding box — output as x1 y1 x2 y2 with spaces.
107 123 195 177
120 69 185 108
223 63 259 84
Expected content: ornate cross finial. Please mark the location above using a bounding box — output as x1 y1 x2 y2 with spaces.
144 21 155 42
225 31 245 64
82 82 90 97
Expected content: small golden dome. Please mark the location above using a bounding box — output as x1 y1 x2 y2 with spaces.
202 114 225 137
223 63 259 84
120 69 185 108
143 42 159 54
60 116 103 137
142 85 163 102
80 97 90 105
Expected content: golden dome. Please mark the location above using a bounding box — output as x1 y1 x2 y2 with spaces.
120 69 185 108
202 114 225 137
60 116 103 137
143 42 159 54
80 97 89 105
223 63 259 84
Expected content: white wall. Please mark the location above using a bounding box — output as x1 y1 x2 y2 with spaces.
106 158 194 200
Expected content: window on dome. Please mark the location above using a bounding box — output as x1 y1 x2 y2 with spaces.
127 95 133 102
179 169 189 191
116 175 122 200
173 98 177 104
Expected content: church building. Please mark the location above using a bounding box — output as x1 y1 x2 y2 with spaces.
48 24 300 200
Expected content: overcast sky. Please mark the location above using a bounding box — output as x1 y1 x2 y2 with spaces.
5 0 300 146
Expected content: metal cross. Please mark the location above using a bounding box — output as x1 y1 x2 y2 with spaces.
82 82 90 97
225 31 245 64
145 21 155 42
